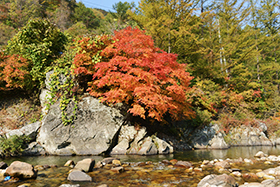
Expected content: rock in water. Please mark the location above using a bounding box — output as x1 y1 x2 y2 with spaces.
5 161 37 179
67 170 92 182
74 158 95 172
197 174 237 187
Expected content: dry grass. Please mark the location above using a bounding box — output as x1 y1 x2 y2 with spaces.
0 89 41 132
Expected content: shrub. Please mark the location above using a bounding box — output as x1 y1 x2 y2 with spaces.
0 135 30 157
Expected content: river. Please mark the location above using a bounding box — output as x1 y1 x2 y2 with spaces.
2 146 280 186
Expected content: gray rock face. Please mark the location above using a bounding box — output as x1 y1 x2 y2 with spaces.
197 174 237 187
230 125 272 146
191 124 229 149
23 142 46 156
67 170 92 182
137 137 158 155
39 89 51 115
37 97 124 155
5 161 37 179
111 124 173 155
6 121 41 141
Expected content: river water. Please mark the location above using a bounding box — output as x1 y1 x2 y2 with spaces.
2 146 280 187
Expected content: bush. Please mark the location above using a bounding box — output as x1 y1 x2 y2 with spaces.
0 135 30 157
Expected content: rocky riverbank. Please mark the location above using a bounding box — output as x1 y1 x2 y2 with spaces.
1 151 280 186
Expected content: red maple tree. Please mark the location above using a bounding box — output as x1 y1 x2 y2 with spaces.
74 27 195 121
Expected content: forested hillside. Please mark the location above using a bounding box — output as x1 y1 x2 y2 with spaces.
1 0 280 131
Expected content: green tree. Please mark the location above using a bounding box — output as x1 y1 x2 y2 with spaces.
8 0 45 28
6 19 68 89
128 0 201 58
73 2 99 29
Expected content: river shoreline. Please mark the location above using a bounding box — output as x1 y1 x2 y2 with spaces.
1 146 280 186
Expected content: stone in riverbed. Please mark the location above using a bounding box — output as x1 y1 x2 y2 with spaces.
174 161 192 168
101 157 120 165
64 160 75 167
214 160 230 169
197 174 237 187
242 173 258 181
255 151 267 158
5 161 37 179
74 158 95 172
111 166 124 173
59 185 80 187
67 170 92 182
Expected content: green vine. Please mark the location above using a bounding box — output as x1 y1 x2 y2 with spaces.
46 43 79 126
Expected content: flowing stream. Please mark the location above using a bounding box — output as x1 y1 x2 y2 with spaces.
2 146 280 187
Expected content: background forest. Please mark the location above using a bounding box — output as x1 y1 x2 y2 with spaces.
1 0 280 132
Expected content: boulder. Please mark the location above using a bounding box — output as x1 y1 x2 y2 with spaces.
67 170 92 182
5 161 37 179
111 139 130 155
23 142 46 156
153 137 173 154
74 158 95 172
111 124 146 155
174 161 192 168
37 97 124 155
229 124 272 146
6 121 40 141
111 124 173 155
197 174 237 187
191 124 229 149
137 137 158 155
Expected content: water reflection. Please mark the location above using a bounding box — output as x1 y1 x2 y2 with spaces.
2 146 280 166
174 145 280 162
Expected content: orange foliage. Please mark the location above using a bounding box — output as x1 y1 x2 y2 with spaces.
0 54 29 89
73 35 113 75
74 27 195 121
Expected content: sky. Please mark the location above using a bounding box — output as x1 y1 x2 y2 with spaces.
78 0 139 12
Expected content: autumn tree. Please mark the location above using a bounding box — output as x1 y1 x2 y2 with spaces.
73 27 195 122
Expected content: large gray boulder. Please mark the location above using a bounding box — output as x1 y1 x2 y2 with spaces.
191 124 229 149
37 97 124 155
